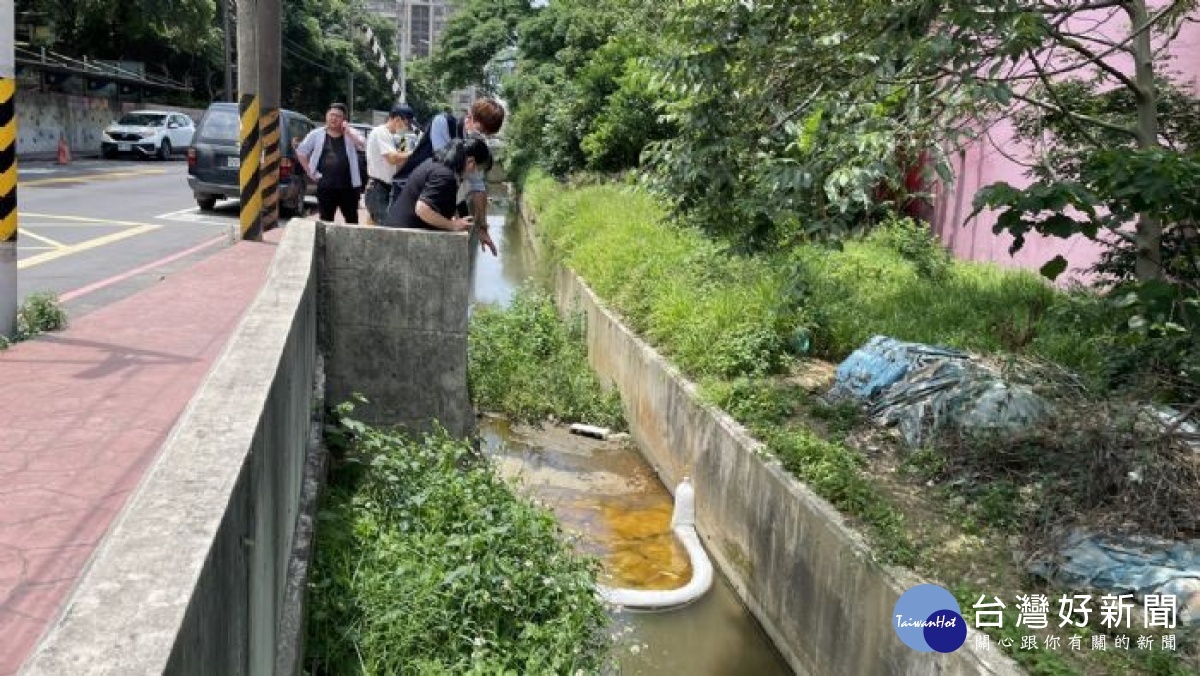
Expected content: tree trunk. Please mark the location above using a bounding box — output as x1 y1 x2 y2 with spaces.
1129 0 1163 281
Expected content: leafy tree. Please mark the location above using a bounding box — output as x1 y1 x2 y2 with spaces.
496 0 672 179
643 0 948 248
430 0 533 92
895 0 1200 284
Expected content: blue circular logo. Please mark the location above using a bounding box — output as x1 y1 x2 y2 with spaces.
893 584 966 653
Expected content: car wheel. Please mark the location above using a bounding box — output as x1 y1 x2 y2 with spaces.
280 188 303 218
158 139 172 160
196 196 217 211
102 148 117 159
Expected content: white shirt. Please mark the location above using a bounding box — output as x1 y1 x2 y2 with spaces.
366 125 401 183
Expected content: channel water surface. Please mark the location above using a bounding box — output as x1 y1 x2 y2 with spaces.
471 197 791 674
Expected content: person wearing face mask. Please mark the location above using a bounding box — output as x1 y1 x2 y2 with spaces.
364 104 417 225
382 137 492 232
295 102 366 223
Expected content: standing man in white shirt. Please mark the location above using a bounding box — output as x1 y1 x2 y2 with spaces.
295 102 366 224
364 105 417 225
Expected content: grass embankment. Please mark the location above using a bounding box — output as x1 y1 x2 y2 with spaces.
521 170 1197 675
305 407 610 675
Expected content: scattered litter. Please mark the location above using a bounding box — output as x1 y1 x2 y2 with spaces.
1028 529 1200 625
569 423 611 440
1143 405 1200 454
827 335 1049 448
607 432 632 442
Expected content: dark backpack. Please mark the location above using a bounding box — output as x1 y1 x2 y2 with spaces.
394 112 464 184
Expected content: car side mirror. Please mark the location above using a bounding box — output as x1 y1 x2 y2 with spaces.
168 122 179 129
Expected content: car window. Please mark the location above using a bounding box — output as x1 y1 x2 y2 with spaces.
197 108 240 143
118 113 167 127
287 116 311 151
171 114 189 127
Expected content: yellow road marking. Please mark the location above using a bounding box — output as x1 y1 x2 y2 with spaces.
22 168 167 186
17 221 128 227
21 212 164 229
18 223 160 269
20 229 66 248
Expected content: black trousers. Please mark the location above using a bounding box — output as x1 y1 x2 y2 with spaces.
316 187 360 224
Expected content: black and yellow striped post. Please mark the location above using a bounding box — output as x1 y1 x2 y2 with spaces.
258 107 279 231
257 0 281 232
0 49 18 337
238 94 262 241
236 0 261 241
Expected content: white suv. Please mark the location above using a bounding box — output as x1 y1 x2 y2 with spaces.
101 110 195 160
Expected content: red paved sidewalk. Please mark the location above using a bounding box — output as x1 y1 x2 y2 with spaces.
0 232 281 675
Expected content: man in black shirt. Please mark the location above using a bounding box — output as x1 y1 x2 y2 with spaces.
295 102 366 223
384 138 492 232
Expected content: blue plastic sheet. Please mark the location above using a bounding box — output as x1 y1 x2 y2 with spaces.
828 335 1048 448
1029 530 1200 625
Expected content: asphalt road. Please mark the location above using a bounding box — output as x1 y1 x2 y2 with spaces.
15 156 287 318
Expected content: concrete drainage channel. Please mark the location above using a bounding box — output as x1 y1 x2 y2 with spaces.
564 424 715 611
508 200 1020 675
478 418 791 674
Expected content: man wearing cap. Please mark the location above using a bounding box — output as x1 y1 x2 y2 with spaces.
364 105 417 225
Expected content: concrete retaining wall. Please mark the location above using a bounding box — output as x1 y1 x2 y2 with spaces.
522 205 1021 676
16 90 204 156
23 222 320 676
321 225 474 438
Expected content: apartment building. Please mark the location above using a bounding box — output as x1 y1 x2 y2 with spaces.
363 0 453 59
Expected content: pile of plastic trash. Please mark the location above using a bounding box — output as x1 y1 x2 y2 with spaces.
826 335 1050 448
1028 530 1200 626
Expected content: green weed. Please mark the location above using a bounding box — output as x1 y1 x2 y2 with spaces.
468 286 625 429
0 293 68 348
306 410 610 674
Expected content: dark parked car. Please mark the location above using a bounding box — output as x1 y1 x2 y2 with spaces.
186 102 316 215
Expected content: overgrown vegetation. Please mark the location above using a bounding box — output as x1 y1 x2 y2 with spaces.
306 403 610 675
468 287 625 430
0 293 68 349
523 173 1199 673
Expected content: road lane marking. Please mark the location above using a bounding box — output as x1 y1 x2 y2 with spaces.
19 229 66 248
59 234 227 303
17 221 132 227
21 212 165 229
156 207 238 227
18 223 160 269
22 168 168 186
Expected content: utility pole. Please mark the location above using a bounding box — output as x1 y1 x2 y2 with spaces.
257 0 280 233
396 0 407 103
237 0 261 240
0 0 18 337
223 0 233 101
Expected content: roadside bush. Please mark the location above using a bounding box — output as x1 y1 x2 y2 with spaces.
306 410 610 675
0 293 68 349
866 216 953 281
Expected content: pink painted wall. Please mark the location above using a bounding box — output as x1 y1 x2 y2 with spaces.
930 12 1200 285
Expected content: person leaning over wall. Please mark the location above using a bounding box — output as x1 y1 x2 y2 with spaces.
426 98 505 256
381 137 493 233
